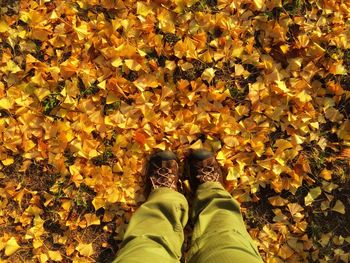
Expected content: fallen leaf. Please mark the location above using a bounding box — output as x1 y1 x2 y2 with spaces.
0 20 9 33
320 169 332 181
269 196 289 206
84 213 100 227
76 243 94 257
332 200 345 214
48 250 62 261
201 68 216 83
5 237 20 256
133 74 159 91
304 187 322 206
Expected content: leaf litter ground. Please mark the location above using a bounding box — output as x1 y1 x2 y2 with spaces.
0 0 350 262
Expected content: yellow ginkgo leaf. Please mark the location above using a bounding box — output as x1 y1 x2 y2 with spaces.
332 200 345 214
304 187 322 206
268 196 289 207
136 2 153 17
76 243 94 257
39 253 48 263
201 68 216 83
5 237 20 256
111 57 123 68
91 197 106 211
0 20 9 33
2 157 14 166
338 121 350 141
253 0 264 9
97 80 106 90
226 166 240 181
48 250 62 261
157 8 175 34
320 169 332 181
125 59 142 71
5 60 22 74
133 74 159 91
84 213 100 227
296 90 312 103
74 23 89 41
189 139 203 150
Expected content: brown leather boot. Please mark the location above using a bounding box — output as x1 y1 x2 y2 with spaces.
145 151 180 195
186 149 224 191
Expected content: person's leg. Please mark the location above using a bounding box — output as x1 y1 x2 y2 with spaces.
185 149 263 263
114 188 188 263
187 182 263 263
114 151 188 263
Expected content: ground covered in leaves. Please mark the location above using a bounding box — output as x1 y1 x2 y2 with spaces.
0 0 350 262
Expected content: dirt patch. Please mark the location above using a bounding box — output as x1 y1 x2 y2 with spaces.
1 154 58 193
23 162 58 192
173 60 210 83
241 186 276 229
1 154 23 180
0 0 19 16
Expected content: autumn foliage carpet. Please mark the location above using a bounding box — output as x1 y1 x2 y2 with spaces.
1 0 350 262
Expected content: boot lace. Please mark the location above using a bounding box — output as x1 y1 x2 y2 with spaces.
151 167 176 189
197 165 219 183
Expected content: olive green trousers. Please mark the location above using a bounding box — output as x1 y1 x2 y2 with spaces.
114 182 263 263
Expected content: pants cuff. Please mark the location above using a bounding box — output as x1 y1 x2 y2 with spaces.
197 181 225 192
149 187 188 204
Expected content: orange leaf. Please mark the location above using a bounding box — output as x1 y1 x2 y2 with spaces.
134 132 146 145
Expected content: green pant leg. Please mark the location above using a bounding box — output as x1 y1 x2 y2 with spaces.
187 182 263 263
114 188 188 263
